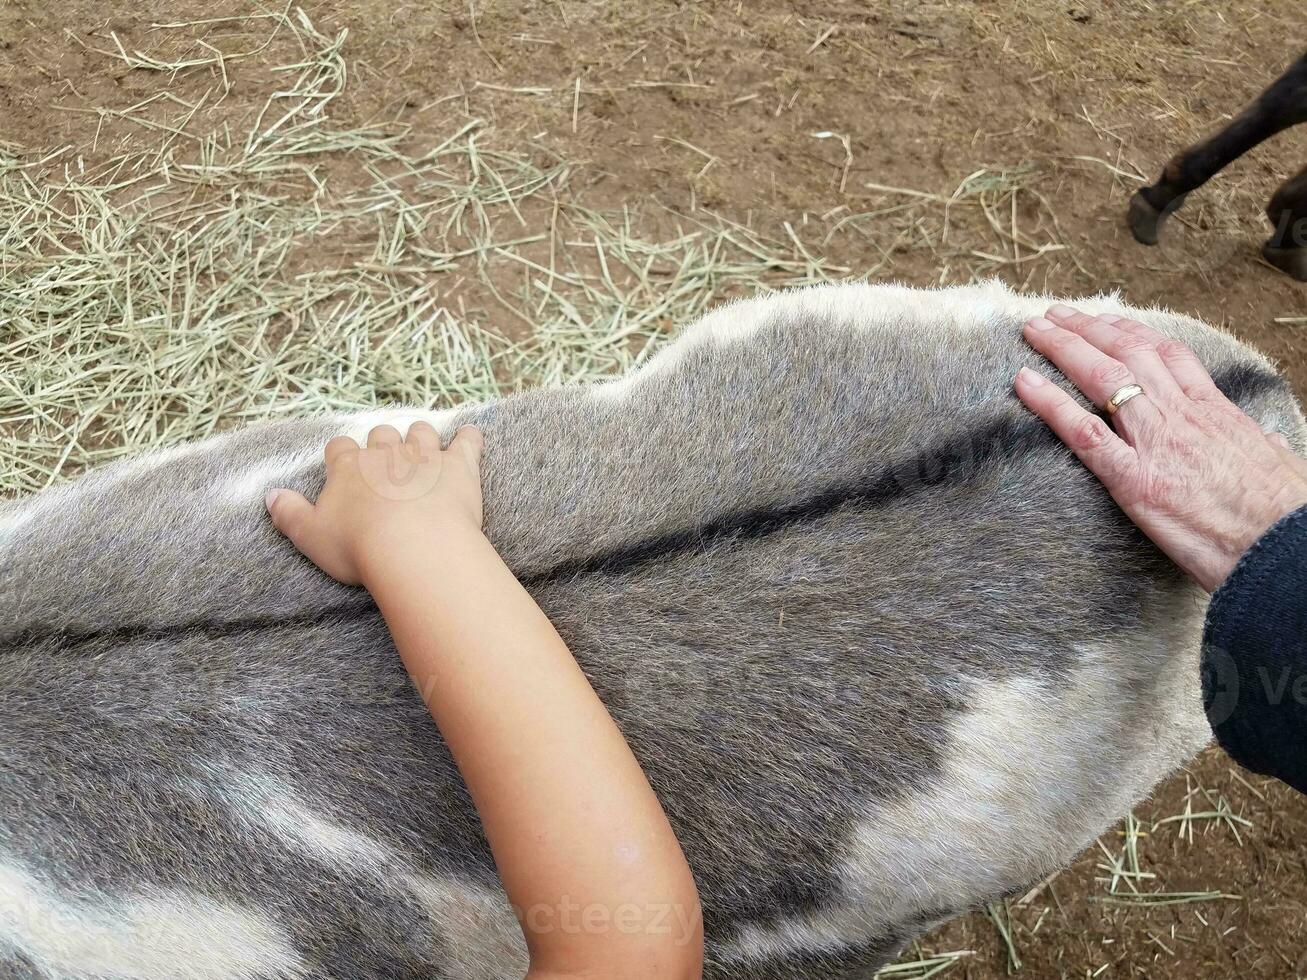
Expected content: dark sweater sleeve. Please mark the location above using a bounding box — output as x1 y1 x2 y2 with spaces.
1202 504 1307 795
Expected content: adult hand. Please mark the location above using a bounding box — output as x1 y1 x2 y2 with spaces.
1014 304 1307 592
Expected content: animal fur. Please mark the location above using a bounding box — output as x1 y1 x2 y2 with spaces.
1 280 1301 979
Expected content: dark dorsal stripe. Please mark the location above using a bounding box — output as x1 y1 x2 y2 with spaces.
523 362 1287 585
522 412 1052 586
2 362 1287 651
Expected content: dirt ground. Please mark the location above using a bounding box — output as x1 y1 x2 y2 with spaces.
3 1 1307 977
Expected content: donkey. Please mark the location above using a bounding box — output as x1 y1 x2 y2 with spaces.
1128 49 1307 280
1 280 1302 980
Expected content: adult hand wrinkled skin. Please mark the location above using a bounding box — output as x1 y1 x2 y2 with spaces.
1014 304 1307 593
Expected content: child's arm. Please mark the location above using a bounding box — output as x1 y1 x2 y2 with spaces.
266 422 703 980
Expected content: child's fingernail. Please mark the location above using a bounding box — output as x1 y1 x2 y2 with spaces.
1048 304 1077 318
1027 316 1056 331
265 489 281 512
1017 366 1047 386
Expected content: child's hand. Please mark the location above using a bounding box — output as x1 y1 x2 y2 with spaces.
265 422 484 586
270 420 704 978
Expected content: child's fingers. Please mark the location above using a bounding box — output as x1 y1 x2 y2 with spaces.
367 425 403 448
448 425 484 468
406 421 441 456
265 488 318 552
324 436 358 468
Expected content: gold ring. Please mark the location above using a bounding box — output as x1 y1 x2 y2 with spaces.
1105 383 1145 415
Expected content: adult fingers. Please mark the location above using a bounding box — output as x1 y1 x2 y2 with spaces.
1014 367 1137 482
1044 305 1180 401
1022 317 1162 436
1110 319 1225 403
1153 337 1226 403
406 421 441 457
367 425 403 448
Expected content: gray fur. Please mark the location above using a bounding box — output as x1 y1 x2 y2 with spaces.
0 281 1300 979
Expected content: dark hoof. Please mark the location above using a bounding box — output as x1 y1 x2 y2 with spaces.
1263 242 1307 282
1127 191 1165 246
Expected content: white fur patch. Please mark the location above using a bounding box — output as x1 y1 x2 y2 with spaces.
107 441 204 482
339 407 459 443
242 787 524 980
0 861 304 979
721 637 1210 963
212 409 462 507
404 875 528 980
0 507 34 540
256 797 392 872
214 449 321 509
591 279 1140 405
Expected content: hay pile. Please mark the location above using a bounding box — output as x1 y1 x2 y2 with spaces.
0 7 850 496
